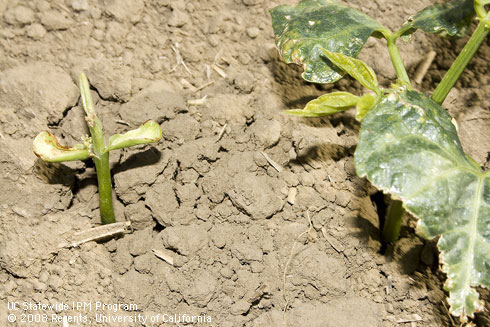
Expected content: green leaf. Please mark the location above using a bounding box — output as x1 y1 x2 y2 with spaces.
355 93 377 121
270 0 387 84
355 90 489 321
321 49 380 94
106 120 162 152
285 91 359 117
399 0 475 38
33 131 90 162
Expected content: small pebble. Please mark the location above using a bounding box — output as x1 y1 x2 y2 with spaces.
287 188 297 205
238 52 251 65
71 0 88 11
92 29 105 41
230 299 251 315
208 34 219 47
242 0 263 5
250 262 264 273
220 267 234 279
385 303 394 313
39 271 49 283
253 151 268 167
90 7 102 19
73 275 84 286
48 275 63 291
4 280 17 293
212 235 226 249
234 72 254 93
40 10 73 30
13 6 35 25
168 10 189 27
36 1 50 12
26 24 47 40
32 280 47 292
246 27 259 39
100 278 111 287
251 118 281 148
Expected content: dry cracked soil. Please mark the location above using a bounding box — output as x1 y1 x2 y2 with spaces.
1 0 490 326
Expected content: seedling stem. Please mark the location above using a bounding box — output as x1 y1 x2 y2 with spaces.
382 199 404 243
34 73 162 225
386 34 411 85
79 73 116 224
432 11 490 104
380 30 409 243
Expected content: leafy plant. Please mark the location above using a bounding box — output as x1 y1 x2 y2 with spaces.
33 73 162 224
270 0 490 322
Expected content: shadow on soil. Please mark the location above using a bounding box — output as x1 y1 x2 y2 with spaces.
112 147 162 175
291 143 354 165
33 158 77 187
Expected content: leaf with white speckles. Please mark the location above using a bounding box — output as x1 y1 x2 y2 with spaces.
270 0 388 84
400 0 475 38
355 89 490 321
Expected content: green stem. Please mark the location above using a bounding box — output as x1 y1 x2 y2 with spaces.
377 32 409 242
382 199 404 243
79 73 116 224
431 14 490 104
93 153 116 224
386 35 411 85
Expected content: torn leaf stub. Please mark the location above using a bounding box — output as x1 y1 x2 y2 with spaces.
33 131 90 162
106 120 162 152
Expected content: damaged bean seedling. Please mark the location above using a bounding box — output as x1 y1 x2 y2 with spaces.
270 0 490 322
33 73 161 224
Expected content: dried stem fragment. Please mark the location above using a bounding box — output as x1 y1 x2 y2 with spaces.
414 50 436 84
153 249 175 266
216 123 228 142
260 151 283 172
58 222 131 249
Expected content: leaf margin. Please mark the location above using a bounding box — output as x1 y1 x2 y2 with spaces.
398 0 475 38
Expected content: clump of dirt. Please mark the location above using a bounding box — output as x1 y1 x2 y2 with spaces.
1 0 489 326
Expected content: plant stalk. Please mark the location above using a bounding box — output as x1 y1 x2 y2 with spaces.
382 199 404 243
93 152 116 224
431 14 490 104
386 35 411 85
79 73 116 224
474 1 488 20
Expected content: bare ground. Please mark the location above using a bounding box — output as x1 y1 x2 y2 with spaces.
1 0 489 326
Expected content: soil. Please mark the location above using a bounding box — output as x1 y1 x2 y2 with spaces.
0 0 489 326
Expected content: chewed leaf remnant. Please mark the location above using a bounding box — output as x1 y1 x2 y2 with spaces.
33 131 90 162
